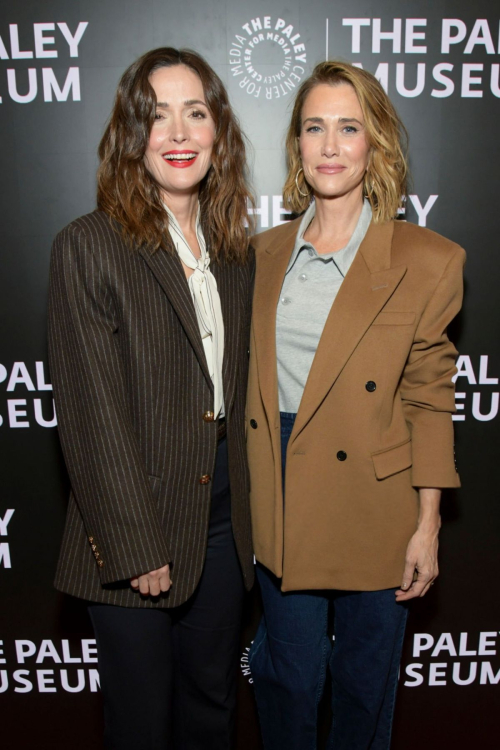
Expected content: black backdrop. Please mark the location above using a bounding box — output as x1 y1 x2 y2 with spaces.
1 1 499 748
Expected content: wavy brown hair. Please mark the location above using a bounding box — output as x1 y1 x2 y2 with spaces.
283 61 409 223
97 48 253 262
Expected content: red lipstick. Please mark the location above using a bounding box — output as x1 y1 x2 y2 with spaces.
163 150 198 168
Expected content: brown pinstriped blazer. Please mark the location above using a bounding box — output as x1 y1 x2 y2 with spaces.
48 210 254 608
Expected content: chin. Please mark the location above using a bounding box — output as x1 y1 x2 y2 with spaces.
313 183 364 202
313 189 348 201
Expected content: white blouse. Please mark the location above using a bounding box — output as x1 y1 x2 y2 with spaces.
165 205 225 418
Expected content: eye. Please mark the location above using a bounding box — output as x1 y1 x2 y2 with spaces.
305 125 321 133
190 109 207 119
342 125 359 134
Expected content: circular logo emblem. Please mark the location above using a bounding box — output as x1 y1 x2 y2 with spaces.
229 16 307 100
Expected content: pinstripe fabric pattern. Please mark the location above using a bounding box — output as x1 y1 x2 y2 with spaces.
48 210 254 608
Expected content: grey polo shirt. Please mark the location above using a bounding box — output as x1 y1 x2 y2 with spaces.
277 199 372 413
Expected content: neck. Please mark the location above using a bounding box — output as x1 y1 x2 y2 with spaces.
309 188 364 244
162 190 199 235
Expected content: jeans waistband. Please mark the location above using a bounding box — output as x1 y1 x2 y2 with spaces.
280 411 297 438
280 411 297 421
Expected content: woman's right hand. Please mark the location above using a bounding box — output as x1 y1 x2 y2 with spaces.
130 564 171 596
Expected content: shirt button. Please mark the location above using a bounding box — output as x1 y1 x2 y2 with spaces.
298 273 308 282
281 297 292 306
308 249 314 257
365 381 377 392
250 419 258 429
336 451 347 461
199 474 211 485
203 410 215 422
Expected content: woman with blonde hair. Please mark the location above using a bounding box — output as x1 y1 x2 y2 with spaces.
247 60 464 748
49 47 254 749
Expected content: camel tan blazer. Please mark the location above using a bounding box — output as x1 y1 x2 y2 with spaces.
247 217 464 592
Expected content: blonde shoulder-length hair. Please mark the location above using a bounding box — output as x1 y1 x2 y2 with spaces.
283 61 409 223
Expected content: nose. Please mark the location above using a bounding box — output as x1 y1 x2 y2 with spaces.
322 126 339 158
169 113 188 144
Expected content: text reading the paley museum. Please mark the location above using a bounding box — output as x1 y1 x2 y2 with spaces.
404 631 500 687
0 509 14 569
0 361 56 429
249 194 439 230
0 22 88 103
453 356 499 422
0 639 100 694
343 18 500 98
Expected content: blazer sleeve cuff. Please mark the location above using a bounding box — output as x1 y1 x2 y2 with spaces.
90 534 172 586
409 410 461 488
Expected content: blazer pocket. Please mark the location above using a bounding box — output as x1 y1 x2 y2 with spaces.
371 438 412 480
372 311 415 326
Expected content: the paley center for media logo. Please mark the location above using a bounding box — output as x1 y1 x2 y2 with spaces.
229 15 307 100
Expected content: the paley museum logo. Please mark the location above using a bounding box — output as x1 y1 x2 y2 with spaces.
229 16 307 100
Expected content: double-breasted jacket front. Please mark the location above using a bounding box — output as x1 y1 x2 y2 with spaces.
247 217 464 592
49 210 254 608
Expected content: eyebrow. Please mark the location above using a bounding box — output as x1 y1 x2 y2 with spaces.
155 99 208 108
302 116 364 126
339 117 363 125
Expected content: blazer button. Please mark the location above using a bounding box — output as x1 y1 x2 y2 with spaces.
199 474 211 485
337 451 347 461
365 381 377 392
250 419 258 429
203 411 215 422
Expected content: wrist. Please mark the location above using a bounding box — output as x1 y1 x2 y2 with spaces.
416 514 441 535
417 487 441 534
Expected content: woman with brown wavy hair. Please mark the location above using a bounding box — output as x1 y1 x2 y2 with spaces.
48 47 254 749
247 61 464 748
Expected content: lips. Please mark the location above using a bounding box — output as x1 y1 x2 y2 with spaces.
316 163 346 174
162 150 198 168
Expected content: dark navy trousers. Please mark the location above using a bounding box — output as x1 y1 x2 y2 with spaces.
89 437 245 750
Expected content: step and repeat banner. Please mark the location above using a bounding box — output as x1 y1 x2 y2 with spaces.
1 1 498 748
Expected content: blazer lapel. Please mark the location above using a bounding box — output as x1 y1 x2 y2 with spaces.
138 243 213 390
290 220 406 443
252 219 301 427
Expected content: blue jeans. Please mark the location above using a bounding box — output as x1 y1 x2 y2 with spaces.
249 413 408 750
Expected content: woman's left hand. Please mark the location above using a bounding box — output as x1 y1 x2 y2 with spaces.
395 488 441 602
